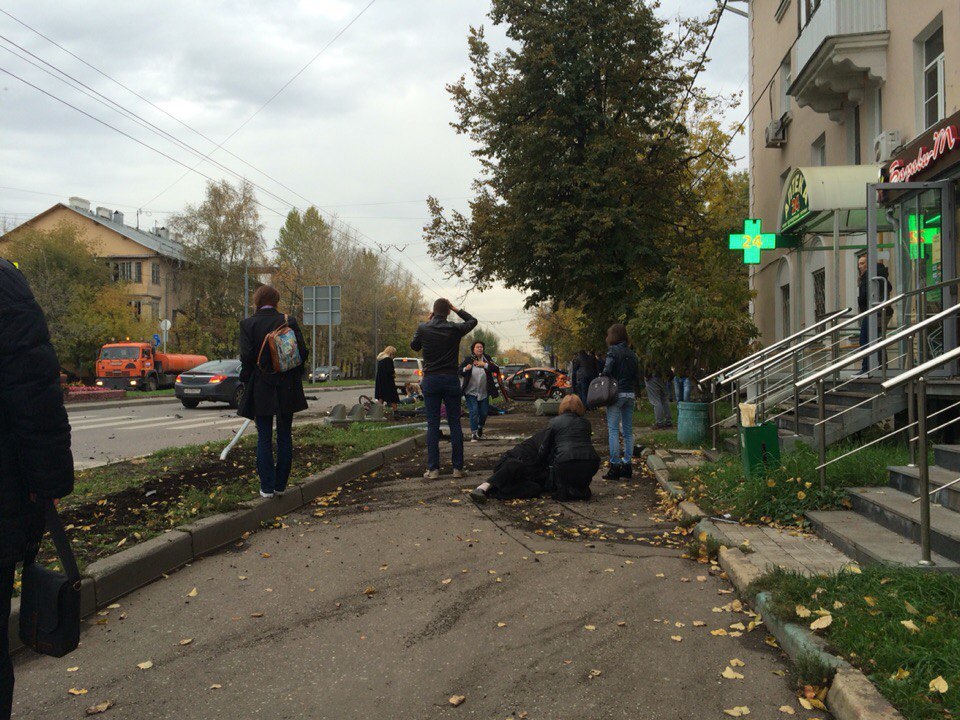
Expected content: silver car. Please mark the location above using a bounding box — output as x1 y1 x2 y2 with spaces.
309 365 343 382
393 357 423 391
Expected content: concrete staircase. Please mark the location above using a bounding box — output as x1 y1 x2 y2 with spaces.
807 444 960 572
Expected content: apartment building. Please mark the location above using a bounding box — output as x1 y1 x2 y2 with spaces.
748 0 959 349
0 196 186 322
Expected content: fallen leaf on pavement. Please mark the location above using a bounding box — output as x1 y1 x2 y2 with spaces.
441 578 452 585
778 706 795 715
85 700 114 715
67 667 79 673
363 586 376 596
260 552 271 559
655 573 665 578
178 639 193 646
693 620 706 626
68 688 88 696
670 635 682 642
721 667 744 680
723 706 750 717
710 629 727 636
930 676 949 694
448 695 466 707
250 612 264 618
588 669 602 678
209 684 222 690
584 625 596 631
617 621 627 627
136 661 153 670
497 622 507 628
186 588 198 598
730 622 746 631
730 659 745 667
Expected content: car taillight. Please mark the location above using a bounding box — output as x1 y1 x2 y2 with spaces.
416 369 423 376
175 375 182 384
208 375 227 384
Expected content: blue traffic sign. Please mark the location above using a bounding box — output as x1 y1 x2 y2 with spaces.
152 334 161 347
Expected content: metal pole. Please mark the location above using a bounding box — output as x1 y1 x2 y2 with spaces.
758 363 767 421
328 287 334 371
907 336 917 467
916 376 933 565
244 261 249 319
312 321 317 383
710 379 718 452
817 378 827 491
792 353 801 437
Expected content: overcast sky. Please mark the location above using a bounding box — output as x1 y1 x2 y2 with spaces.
0 0 747 355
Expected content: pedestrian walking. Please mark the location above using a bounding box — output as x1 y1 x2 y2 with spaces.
238 285 309 498
0 258 74 719
374 345 400 411
460 340 500 441
538 394 600 500
411 298 477 478
601 324 639 479
572 349 598 405
644 364 672 429
857 255 893 374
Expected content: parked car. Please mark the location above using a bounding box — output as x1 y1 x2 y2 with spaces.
174 359 244 409
503 367 572 401
309 365 343 383
393 357 423 392
500 363 530 381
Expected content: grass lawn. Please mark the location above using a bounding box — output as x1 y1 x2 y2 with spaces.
751 567 960 720
41 423 418 573
671 441 913 524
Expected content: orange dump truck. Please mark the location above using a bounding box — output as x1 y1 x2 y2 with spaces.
95 342 207 391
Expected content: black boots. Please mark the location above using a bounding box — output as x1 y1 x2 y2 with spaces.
602 462 633 480
620 463 633 479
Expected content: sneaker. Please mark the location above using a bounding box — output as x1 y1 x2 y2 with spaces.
477 427 484 439
452 468 467 479
602 464 621 480
469 487 488 503
259 490 275 498
423 469 440 480
470 432 479 442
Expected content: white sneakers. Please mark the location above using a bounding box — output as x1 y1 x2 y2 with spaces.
259 490 274 498
423 468 466 479
452 469 466 479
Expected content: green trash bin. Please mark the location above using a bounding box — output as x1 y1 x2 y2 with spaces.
740 421 781 478
676 401 708 446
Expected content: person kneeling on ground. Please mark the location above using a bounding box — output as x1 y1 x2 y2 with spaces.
470 428 551 503
537 394 600 501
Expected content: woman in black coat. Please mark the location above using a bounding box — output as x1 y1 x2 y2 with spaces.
538 394 600 500
0 258 74 718
238 285 309 498
374 346 400 408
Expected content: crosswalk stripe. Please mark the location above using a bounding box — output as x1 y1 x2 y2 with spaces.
115 416 241 432
69 416 136 431
157 417 246 432
67 414 133 425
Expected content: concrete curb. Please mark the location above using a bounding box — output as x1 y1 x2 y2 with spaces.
649 452 904 720
10 432 424 656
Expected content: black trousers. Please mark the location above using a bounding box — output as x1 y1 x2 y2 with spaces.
552 457 600 501
0 562 13 720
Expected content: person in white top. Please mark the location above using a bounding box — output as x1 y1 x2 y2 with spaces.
459 341 500 442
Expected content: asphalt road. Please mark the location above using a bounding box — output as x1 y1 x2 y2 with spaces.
68 387 373 469
15 416 828 720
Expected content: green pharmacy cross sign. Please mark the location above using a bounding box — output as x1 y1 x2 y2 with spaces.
729 219 778 265
907 214 939 260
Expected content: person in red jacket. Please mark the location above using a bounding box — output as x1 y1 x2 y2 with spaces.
0 258 74 719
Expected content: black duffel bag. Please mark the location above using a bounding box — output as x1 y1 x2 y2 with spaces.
19 500 81 658
586 376 619 409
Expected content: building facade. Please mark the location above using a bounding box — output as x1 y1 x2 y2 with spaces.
748 0 960 348
0 197 186 323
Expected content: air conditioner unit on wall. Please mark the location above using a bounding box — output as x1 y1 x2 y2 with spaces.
765 119 786 148
874 130 901 163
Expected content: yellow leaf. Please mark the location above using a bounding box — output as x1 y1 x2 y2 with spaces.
584 625 596 631
926 615 939 624
85 699 114 714
846 565 862 574
209 684 222 690
809 615 832 631
497 622 507 628
730 622 746 631
798 698 813 710
698 531 708 542
441 578 453 585
863 596 877 607
693 620 706 627
901 620 920 634
186 587 198 598
904 600 919 615
671 635 683 642
67 667 79 673
363 586 376 596
710 628 728 636
730 658 745 667
833 600 845 610
797 491 806 500
68 688 88 696
778 706 795 715
136 661 153 670
930 676 949 694
448 695 466 707
723 707 750 717
890 668 910 681
721 666 744 679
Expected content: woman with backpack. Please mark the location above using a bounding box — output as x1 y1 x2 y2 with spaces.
601 323 639 479
238 285 309 498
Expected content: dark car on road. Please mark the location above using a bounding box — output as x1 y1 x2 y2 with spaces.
175 359 244 409
503 367 572 401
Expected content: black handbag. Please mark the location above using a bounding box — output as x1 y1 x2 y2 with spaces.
19 500 81 658
586 376 619 409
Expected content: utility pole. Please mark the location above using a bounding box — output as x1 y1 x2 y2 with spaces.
243 260 250 319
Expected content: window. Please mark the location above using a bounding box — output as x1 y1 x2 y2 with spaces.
798 0 822 30
781 285 792 336
923 26 945 128
112 261 132 282
812 268 826 320
151 262 161 285
150 301 160 320
811 133 826 166
134 262 142 284
780 56 792 117
131 300 143 318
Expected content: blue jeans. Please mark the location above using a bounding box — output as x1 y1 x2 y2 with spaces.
672 376 692 403
422 374 464 470
606 394 635 465
255 413 293 494
464 394 489 433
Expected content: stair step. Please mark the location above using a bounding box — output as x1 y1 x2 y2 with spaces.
934 445 960 473
888 465 960 514
806 510 960 571
849 486 960 563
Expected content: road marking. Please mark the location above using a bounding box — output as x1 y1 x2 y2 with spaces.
159 417 245 432
69 416 137 431
111 415 241 432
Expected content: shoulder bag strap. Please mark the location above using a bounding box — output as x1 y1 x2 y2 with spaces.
43 500 81 582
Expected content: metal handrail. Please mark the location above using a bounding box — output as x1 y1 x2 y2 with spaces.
881 344 960 391
699 308 850 385
798 302 960 387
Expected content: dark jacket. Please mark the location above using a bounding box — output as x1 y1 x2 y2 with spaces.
572 351 598 385
487 428 551 500
410 309 477 376
538 412 600 465
858 263 893 314
460 353 500 398
0 259 73 563
602 342 639 394
238 308 309 419
374 356 400 404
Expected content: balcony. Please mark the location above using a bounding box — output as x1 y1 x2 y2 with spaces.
790 0 889 120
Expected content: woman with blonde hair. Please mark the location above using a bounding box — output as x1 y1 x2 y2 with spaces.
374 345 400 409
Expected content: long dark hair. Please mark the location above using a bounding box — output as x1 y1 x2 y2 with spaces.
606 323 628 346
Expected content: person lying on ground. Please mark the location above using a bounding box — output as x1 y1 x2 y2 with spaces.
537 394 600 501
470 428 551 503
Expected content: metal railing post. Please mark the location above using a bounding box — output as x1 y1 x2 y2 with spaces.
710 379 719 452
831 326 841 383
758 363 767 421
916 376 933 565
907 336 917 467
817 378 827 490
792 353 801 437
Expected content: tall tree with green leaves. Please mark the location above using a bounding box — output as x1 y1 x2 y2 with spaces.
425 0 710 320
